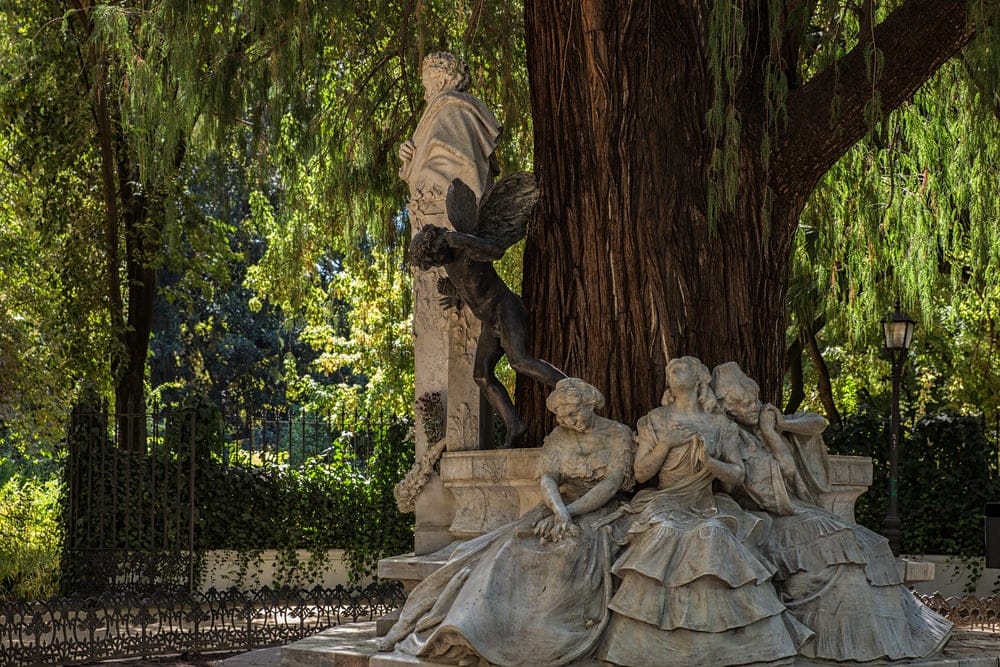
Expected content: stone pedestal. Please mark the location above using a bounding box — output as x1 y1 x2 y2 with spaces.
410 272 493 555
411 268 453 556
439 448 545 539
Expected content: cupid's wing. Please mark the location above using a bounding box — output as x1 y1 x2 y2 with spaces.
474 172 538 249
446 178 479 234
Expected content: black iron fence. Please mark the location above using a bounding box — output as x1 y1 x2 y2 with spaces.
61 404 409 595
0 582 405 666
5 401 413 665
63 408 199 595
918 591 1000 631
223 407 406 470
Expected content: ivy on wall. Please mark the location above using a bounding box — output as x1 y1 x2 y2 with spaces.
194 428 414 582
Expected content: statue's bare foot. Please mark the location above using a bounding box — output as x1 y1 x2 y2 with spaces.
501 422 527 448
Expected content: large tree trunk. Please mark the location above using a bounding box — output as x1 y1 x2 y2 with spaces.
518 1 793 438
517 0 974 441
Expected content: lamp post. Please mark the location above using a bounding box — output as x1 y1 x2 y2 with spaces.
881 299 916 556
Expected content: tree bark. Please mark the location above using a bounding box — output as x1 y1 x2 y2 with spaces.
116 138 155 451
517 0 975 441
519 1 790 439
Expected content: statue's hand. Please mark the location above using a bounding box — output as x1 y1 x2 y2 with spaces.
759 406 779 435
399 139 415 163
660 421 698 449
534 508 578 543
762 403 785 429
438 294 462 311
436 276 462 310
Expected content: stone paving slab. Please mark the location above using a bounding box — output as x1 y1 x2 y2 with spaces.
280 623 381 667
217 646 285 667
279 623 1000 667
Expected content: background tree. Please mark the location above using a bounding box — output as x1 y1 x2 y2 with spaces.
0 0 350 443
516 1 998 438
788 50 1000 423
2 1 997 448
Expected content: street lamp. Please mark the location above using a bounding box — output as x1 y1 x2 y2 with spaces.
881 299 916 556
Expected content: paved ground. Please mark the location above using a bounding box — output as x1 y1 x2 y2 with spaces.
82 646 282 667
87 628 1000 667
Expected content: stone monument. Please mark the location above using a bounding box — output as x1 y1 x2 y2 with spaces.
376 359 953 666
399 51 501 554
283 53 956 667
408 175 566 448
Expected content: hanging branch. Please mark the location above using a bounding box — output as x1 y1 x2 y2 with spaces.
775 0 977 212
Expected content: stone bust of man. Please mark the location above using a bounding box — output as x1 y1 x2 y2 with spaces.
399 52 502 229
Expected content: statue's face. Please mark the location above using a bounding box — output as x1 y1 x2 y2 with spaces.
422 67 447 102
666 360 699 393
724 388 762 426
555 400 595 433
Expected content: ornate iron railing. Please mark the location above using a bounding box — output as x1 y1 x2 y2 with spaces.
0 583 405 666
917 592 1000 631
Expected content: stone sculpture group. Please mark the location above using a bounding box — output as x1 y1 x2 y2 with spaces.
387 51 953 666
380 361 951 666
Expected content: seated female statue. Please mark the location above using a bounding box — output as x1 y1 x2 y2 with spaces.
710 362 952 662
596 357 811 667
378 378 633 666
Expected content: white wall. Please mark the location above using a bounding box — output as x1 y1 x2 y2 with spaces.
197 549 370 592
908 555 1000 598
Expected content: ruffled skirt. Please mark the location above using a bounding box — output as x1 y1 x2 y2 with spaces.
380 503 620 666
597 489 812 666
761 504 952 661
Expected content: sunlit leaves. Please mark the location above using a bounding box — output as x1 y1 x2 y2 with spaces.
792 46 1000 418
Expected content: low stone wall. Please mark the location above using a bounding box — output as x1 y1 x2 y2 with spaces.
910 555 1000 597
440 450 873 539
198 549 360 592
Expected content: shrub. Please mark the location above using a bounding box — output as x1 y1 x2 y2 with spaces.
60 402 415 590
826 408 1000 557
0 472 62 599
194 420 414 582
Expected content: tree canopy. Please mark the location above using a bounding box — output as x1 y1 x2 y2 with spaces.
0 1 997 447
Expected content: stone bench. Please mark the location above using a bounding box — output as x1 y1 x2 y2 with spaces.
380 451 931 588
440 450 873 538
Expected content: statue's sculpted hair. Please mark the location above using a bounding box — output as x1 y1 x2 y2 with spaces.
546 378 605 414
710 361 759 405
408 225 453 269
660 356 719 413
423 52 471 92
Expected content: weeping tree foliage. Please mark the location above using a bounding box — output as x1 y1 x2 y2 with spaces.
0 134 78 452
788 40 1000 421
0 0 307 446
0 1 529 443
1 1 998 446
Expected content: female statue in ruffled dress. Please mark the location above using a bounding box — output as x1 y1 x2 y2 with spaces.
379 378 633 666
597 356 812 666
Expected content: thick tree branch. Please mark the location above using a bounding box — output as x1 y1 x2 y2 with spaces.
774 0 975 206
784 337 805 413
